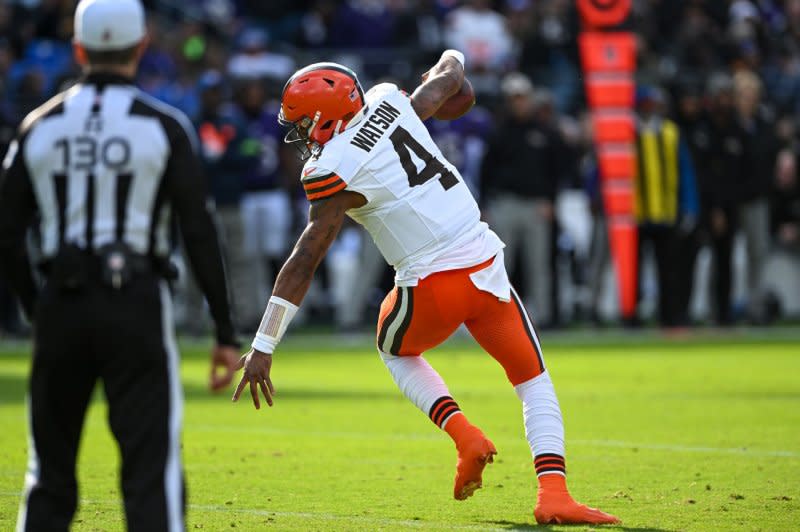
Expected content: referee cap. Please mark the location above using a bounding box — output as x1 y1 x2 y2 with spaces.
74 0 146 51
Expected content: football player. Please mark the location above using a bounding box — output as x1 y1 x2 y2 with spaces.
232 50 620 525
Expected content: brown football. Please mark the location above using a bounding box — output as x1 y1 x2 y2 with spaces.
433 78 475 121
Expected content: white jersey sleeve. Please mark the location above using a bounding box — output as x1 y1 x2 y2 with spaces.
299 83 503 284
300 146 347 202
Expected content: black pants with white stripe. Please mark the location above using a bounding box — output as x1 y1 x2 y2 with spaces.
19 276 184 532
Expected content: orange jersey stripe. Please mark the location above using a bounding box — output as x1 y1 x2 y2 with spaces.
303 175 343 191
306 180 347 201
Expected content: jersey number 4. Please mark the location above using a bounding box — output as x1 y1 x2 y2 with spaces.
389 126 458 190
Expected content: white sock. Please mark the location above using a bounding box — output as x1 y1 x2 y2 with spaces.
380 351 462 429
514 370 566 477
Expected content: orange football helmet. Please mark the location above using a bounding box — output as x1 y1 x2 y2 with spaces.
279 62 365 158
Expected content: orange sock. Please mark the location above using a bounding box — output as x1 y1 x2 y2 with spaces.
535 473 620 525
443 412 473 443
443 413 497 500
537 473 570 498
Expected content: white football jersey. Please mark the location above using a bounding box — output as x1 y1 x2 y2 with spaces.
300 83 503 285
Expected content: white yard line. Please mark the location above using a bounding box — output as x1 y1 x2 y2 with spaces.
571 439 800 458
187 424 800 458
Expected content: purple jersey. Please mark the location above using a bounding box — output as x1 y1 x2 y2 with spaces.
425 106 492 200
241 101 284 191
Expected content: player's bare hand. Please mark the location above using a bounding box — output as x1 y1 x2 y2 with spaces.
209 344 239 392
232 349 275 409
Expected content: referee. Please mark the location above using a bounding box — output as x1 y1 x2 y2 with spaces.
0 1 240 530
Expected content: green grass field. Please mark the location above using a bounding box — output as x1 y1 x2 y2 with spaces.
1 330 799 531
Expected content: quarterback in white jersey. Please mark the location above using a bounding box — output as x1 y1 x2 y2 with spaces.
300 82 503 286
232 52 620 525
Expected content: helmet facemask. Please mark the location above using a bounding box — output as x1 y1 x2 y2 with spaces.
279 110 322 160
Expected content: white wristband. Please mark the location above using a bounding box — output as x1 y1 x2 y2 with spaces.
442 49 465 67
251 333 277 354
251 296 299 354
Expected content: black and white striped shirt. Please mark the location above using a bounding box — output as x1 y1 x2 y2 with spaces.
0 72 236 345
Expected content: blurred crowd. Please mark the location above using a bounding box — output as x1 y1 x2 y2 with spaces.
1 0 799 337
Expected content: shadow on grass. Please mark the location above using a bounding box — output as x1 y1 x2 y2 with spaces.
483 521 677 532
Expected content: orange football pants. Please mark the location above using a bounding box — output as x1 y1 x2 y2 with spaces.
377 258 545 386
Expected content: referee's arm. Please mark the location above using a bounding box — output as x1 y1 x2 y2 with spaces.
0 136 38 320
165 123 238 348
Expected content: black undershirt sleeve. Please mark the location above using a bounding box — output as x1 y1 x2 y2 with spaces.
0 136 38 320
164 122 238 347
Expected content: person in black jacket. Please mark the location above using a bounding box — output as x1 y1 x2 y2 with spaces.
733 70 778 323
0 1 239 530
693 73 754 324
674 81 707 325
480 73 564 326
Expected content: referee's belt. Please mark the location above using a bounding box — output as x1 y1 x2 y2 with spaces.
40 243 177 291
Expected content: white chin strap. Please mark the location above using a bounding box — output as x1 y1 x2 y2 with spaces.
307 110 322 138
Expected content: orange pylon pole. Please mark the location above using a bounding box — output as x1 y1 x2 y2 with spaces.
577 0 638 319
